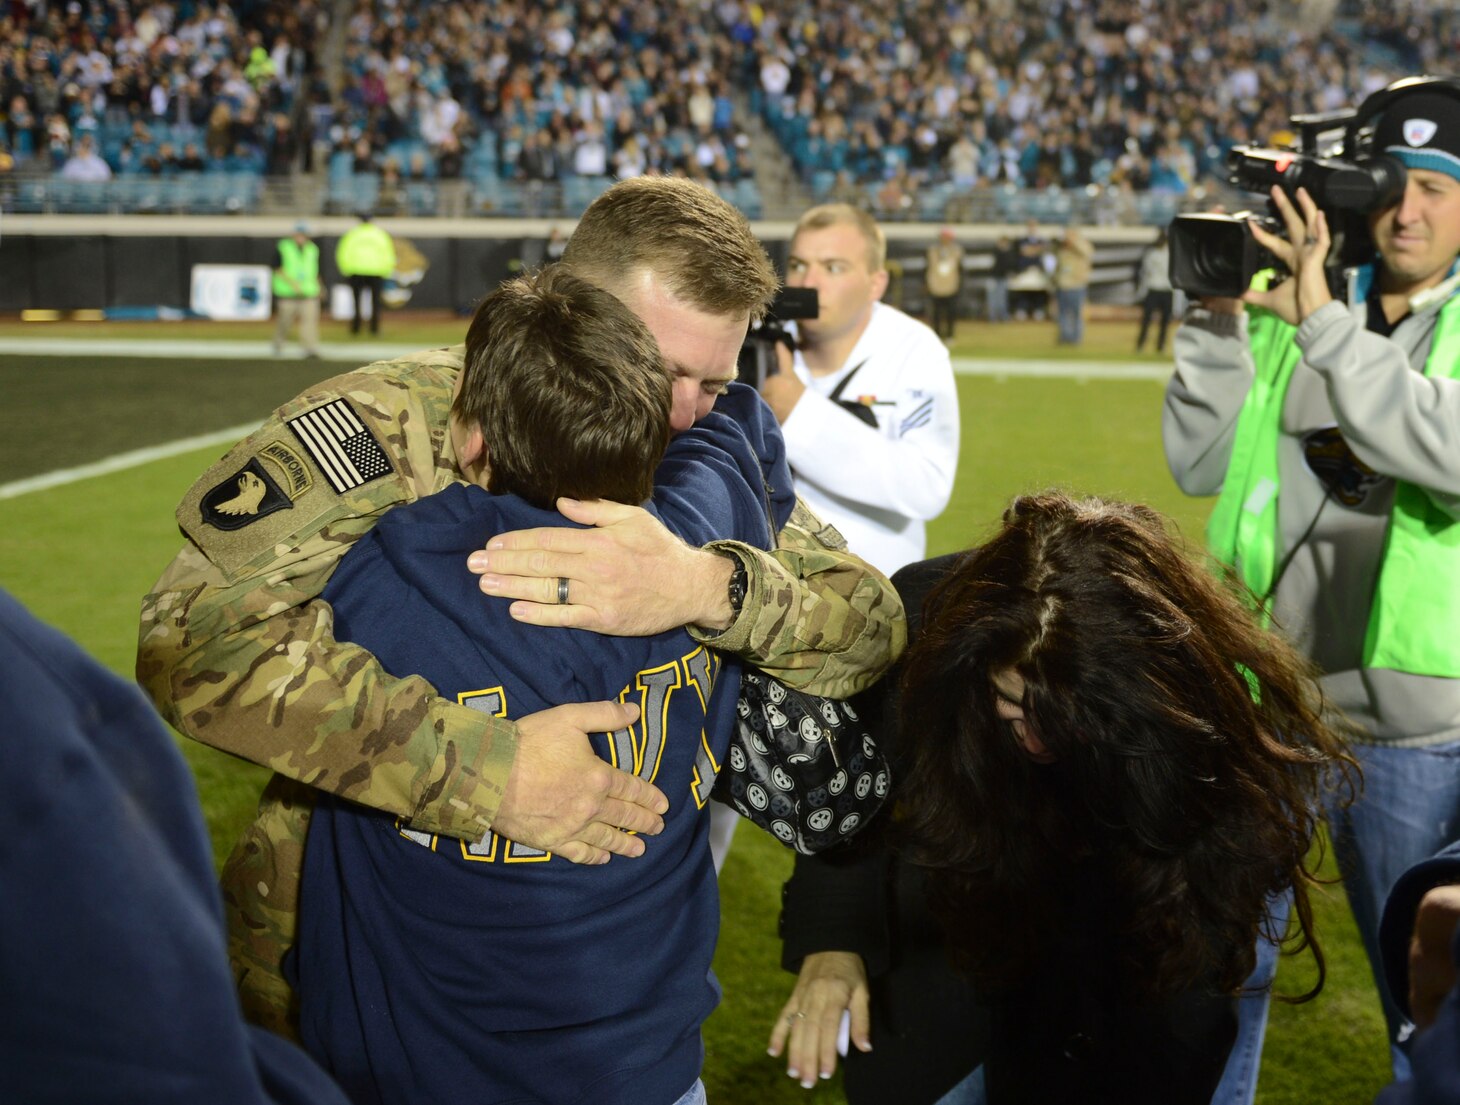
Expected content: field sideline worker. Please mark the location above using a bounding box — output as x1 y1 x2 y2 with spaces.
335 210 396 336
273 220 321 359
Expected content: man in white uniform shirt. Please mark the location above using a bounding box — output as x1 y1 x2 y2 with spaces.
760 204 961 577
710 203 960 872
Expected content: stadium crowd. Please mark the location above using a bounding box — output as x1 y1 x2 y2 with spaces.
749 0 1460 217
0 0 320 183
6 0 1460 220
317 0 763 216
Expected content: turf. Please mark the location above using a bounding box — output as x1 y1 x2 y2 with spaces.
0 319 1394 1103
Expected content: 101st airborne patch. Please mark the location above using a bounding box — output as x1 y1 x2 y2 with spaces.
199 440 314 531
179 400 408 579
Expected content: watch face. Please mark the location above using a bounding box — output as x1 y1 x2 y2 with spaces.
728 562 748 612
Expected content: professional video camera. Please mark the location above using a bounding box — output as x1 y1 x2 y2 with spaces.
1167 75 1460 298
1168 108 1407 298
738 286 818 390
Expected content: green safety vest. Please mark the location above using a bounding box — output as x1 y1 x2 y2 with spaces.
336 223 396 278
273 238 319 299
1206 286 1460 677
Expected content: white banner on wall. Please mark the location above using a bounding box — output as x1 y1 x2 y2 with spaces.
330 282 371 320
190 264 273 321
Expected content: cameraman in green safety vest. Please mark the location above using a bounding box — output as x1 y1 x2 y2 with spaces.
1164 77 1460 1091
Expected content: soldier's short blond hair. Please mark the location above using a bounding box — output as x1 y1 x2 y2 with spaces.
562 175 779 322
793 203 886 273
455 266 671 509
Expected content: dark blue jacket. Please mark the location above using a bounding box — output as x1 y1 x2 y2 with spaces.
297 385 793 1105
0 589 349 1105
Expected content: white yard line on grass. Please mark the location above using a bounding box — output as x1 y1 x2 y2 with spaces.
0 422 260 500
0 340 1170 502
0 337 427 362
963 358 1170 380
0 336 1170 379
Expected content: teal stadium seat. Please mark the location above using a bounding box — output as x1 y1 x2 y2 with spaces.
405 181 437 216
471 172 504 214
52 179 111 214
1135 192 1181 226
918 181 955 221
732 177 762 218
165 174 204 212
15 179 48 212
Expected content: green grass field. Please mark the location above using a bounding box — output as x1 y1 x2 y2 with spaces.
0 316 1392 1103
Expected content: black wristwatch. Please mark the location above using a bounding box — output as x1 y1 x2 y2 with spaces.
723 551 748 617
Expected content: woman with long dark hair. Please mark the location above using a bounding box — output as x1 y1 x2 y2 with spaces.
771 492 1357 1104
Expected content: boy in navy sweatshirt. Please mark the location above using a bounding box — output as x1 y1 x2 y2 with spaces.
294 266 793 1105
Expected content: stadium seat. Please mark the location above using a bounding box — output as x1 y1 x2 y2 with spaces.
51 179 111 214
328 149 355 181
471 172 504 214
327 172 380 215
995 186 1030 222
562 175 611 215
1023 189 1072 223
13 179 48 213
405 181 437 216
164 175 203 212
113 176 164 213
918 181 955 222
1135 192 1181 226
732 177 763 219
224 172 262 213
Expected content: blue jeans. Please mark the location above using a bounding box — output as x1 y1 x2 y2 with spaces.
669 1078 706 1105
1056 287 1085 343
1209 891 1290 1105
1326 736 1460 1081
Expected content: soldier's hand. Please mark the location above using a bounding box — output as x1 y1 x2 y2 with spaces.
469 498 738 635
1410 884 1460 1030
493 700 668 865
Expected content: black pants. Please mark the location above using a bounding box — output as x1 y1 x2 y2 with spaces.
930 294 958 339
347 274 384 334
1137 290 1173 352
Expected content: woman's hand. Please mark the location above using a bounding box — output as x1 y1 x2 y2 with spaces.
767 951 872 1089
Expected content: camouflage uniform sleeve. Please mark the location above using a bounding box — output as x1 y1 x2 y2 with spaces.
692 498 906 698
136 349 515 840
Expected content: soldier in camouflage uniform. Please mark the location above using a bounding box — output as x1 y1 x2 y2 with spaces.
138 176 906 1039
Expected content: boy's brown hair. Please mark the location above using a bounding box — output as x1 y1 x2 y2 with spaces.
454 266 672 509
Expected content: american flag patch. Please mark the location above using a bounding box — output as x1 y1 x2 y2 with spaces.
286 399 393 494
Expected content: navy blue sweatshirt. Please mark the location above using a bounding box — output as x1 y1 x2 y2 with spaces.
296 385 793 1105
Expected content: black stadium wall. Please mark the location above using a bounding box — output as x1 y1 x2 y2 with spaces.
0 216 1159 315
